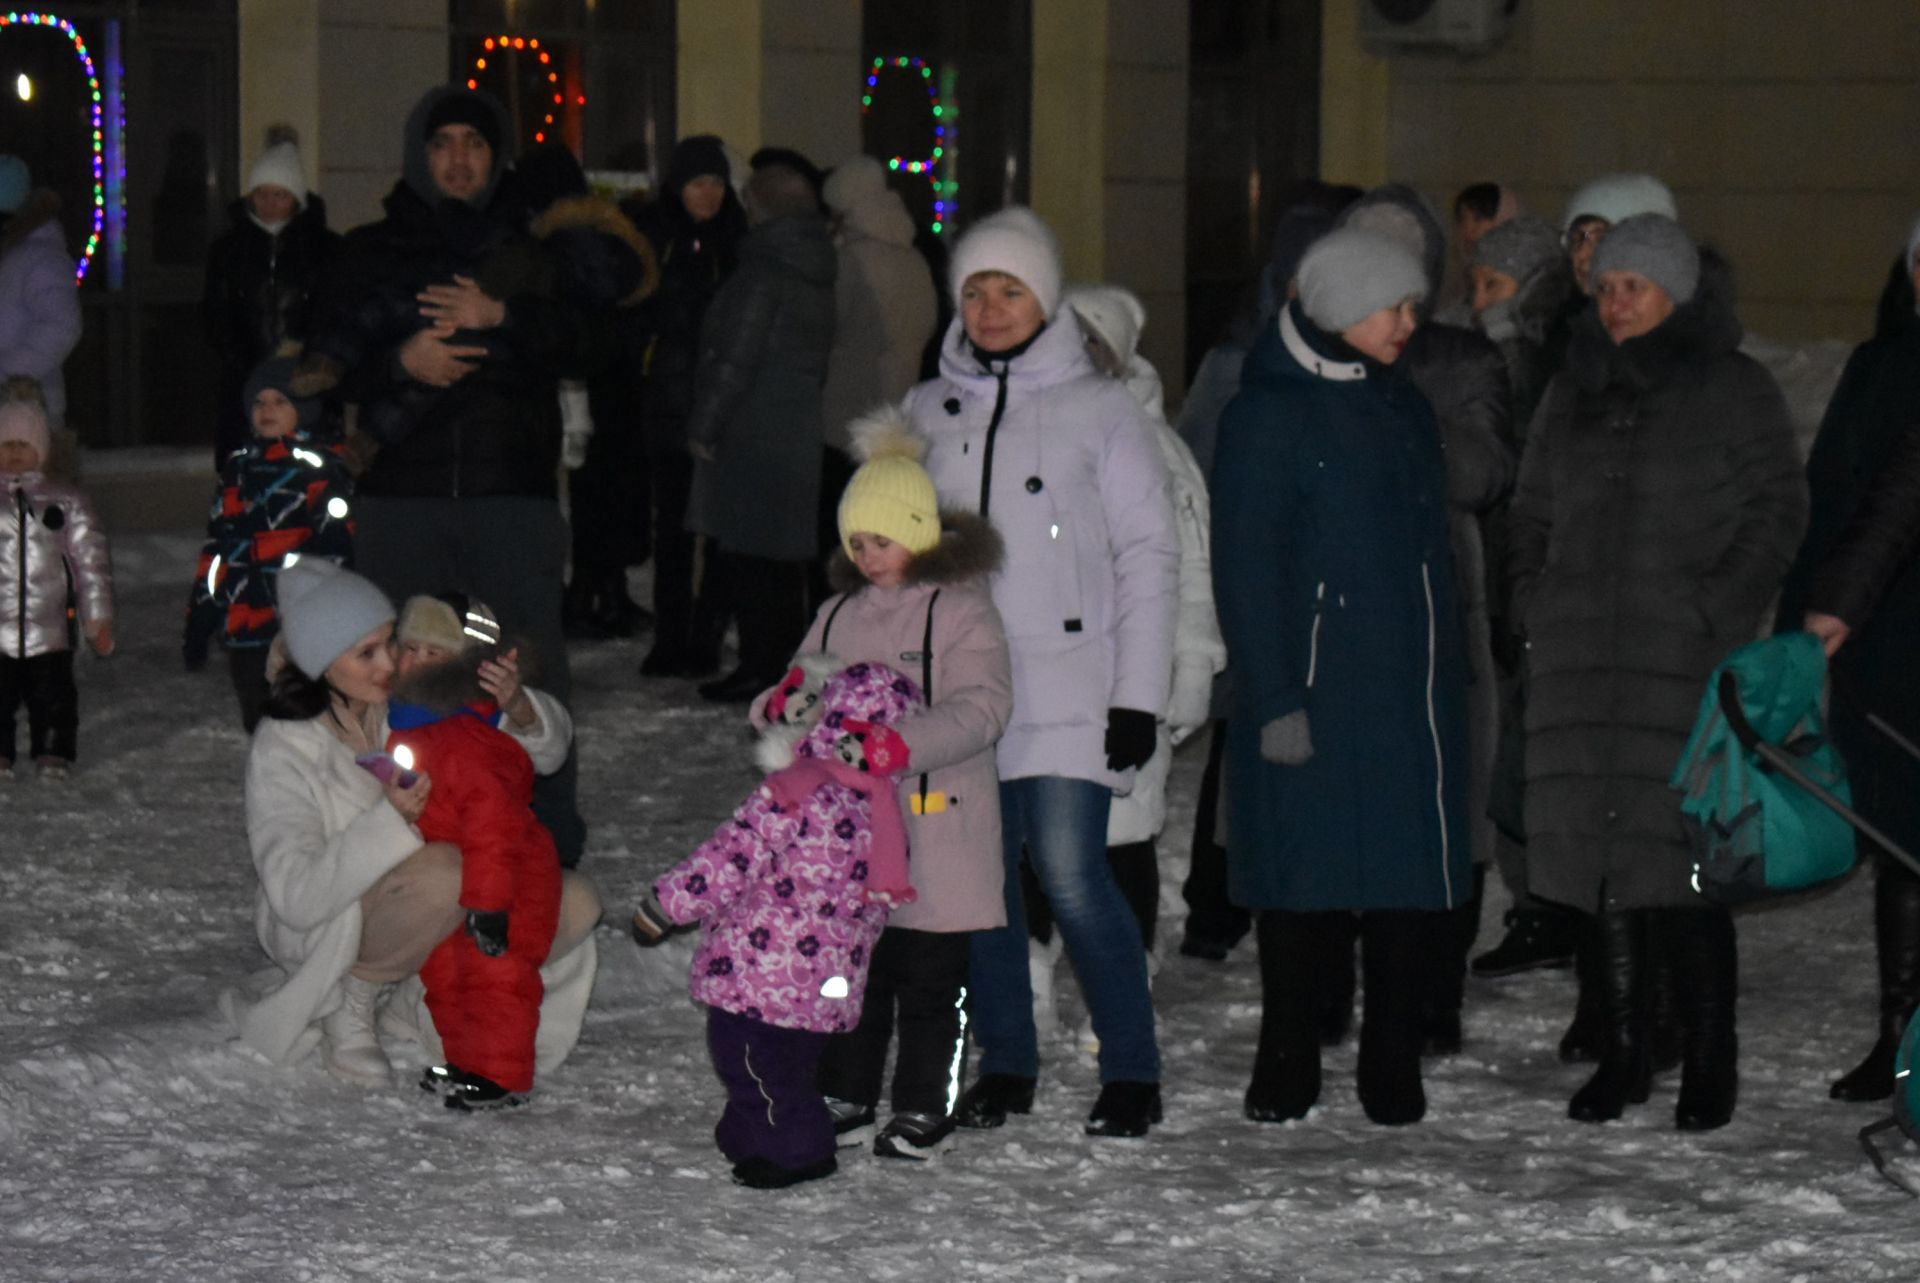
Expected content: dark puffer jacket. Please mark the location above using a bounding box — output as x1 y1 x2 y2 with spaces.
203 197 341 460
1507 279 1807 913
684 213 837 561
632 165 747 456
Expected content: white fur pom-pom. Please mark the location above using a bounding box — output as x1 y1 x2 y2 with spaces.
845 403 929 465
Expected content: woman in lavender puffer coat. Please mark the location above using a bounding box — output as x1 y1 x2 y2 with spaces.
637 660 924 1189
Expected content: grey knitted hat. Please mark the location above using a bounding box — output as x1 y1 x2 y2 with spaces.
1472 215 1563 287
1295 228 1429 333
276 559 396 679
1590 214 1699 305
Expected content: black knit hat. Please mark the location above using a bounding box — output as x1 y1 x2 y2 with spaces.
424 90 503 152
666 135 730 196
242 355 322 433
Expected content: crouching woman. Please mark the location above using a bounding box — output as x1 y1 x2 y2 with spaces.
1212 228 1472 1127
222 560 600 1088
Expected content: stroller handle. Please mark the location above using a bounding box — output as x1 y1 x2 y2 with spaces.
1716 670 1762 753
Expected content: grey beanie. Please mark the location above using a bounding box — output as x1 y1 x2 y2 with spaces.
1590 213 1699 305
1472 215 1564 287
1295 228 1429 333
276 559 396 679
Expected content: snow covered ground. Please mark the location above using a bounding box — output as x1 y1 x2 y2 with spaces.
3 534 1917 1283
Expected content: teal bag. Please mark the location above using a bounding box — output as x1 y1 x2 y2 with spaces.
1669 633 1857 904
1860 1012 1920 1195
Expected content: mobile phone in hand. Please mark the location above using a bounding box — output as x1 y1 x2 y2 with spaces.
355 751 421 789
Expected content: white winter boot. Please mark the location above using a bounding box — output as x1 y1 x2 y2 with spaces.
322 975 392 1087
1029 936 1062 1035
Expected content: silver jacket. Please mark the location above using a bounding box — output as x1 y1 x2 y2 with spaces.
3 471 113 659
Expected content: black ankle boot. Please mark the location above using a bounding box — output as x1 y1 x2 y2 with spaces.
1832 867 1920 1102
1357 910 1429 1126
1086 1081 1162 1137
1569 910 1652 1123
955 1073 1036 1129
1667 907 1739 1131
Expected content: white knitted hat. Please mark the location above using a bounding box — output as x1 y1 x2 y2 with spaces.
276 560 395 679
948 206 1063 319
1063 283 1147 366
1561 172 1677 232
246 141 308 208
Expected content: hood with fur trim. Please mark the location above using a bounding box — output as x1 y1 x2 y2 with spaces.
532 193 662 308
826 509 1005 595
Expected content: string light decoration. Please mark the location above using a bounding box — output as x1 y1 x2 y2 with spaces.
862 55 952 235
1 11 108 281
469 34 579 147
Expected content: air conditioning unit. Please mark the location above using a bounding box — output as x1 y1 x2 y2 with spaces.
1360 0 1518 55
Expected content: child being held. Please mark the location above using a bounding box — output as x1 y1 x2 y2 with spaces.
632 659 923 1189
0 381 113 780
386 592 562 1111
184 355 355 731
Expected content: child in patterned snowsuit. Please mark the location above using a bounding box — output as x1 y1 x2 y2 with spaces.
386 592 561 1111
184 356 354 730
632 660 923 1188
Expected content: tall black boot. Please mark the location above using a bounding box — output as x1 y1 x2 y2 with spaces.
1246 911 1334 1122
1358 910 1430 1125
1643 912 1683 1074
1558 913 1606 1064
1667 906 1738 1131
1423 866 1485 1056
1316 912 1360 1047
1568 909 1652 1123
1832 864 1920 1102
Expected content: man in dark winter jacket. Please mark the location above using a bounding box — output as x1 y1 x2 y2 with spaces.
302 85 605 864
684 159 837 703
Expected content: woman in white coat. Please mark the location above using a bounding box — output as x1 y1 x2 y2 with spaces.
223 560 600 1088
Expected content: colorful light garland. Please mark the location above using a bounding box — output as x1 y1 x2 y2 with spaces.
863 55 952 235
471 35 580 147
1 10 108 281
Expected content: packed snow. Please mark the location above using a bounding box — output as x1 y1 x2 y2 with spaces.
2 531 1916 1282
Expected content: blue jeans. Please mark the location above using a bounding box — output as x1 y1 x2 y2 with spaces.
969 776 1161 1084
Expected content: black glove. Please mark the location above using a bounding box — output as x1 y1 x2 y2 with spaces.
465 909 509 957
629 892 677 948
182 639 209 673
1104 706 1158 772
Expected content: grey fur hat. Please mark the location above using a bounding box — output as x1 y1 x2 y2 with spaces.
1472 215 1563 287
1295 228 1429 333
1590 213 1699 305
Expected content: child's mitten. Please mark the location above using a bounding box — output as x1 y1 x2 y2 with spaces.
465 909 510 957
834 720 911 777
629 891 677 948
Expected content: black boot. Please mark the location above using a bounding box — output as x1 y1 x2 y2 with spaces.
1643 913 1684 1074
1667 906 1739 1131
1423 866 1484 1056
1246 911 1329 1122
1558 914 1606 1064
1316 913 1360 1048
1471 905 1576 977
1358 910 1429 1126
955 1073 1036 1129
589 567 649 638
1568 909 1652 1123
562 575 608 640
1832 866 1920 1102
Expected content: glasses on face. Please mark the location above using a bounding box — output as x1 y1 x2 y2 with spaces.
1565 220 1610 251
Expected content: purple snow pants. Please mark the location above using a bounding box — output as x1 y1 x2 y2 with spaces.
706 1007 834 1170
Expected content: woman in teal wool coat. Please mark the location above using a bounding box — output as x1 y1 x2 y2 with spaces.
1212 227 1471 1128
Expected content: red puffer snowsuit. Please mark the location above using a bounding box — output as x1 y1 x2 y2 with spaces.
388 705 561 1094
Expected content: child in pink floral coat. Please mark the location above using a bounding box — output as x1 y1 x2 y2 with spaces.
633 659 922 1188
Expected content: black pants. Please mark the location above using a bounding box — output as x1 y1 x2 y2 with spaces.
352 494 586 866
727 554 810 682
1180 721 1251 950
228 645 271 734
0 650 78 763
569 404 651 581
808 447 856 613
816 928 971 1117
648 447 697 651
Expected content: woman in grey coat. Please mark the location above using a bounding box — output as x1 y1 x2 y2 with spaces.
1507 215 1806 1131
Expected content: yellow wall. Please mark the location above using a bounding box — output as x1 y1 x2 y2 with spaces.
1029 0 1108 282
237 0 321 175
1318 0 1390 189
678 0 763 155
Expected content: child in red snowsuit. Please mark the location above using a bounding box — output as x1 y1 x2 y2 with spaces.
386 591 561 1110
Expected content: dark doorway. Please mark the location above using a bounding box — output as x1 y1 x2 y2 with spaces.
1185 0 1320 379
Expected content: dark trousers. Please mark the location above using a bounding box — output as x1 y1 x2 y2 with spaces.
706 1007 833 1170
808 447 856 612
648 448 698 651
352 494 585 866
817 928 971 1117
1180 721 1252 950
568 409 650 580
228 645 271 734
0 650 77 763
727 554 810 681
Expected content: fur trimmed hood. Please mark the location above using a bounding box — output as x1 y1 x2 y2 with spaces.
1568 244 1742 394
826 509 1004 594
531 193 661 307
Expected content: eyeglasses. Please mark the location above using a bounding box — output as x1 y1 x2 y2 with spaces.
1564 220 1610 251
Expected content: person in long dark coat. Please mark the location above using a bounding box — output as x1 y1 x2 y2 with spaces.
1777 221 1920 1104
202 139 340 468
683 161 837 702
1213 227 1471 1128
1507 215 1806 1131
633 137 747 677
